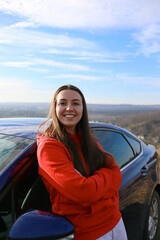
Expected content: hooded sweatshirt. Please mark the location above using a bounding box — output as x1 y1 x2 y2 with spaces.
37 133 122 240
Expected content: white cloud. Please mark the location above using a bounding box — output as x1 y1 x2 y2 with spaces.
0 39 12 44
0 61 35 68
29 67 50 73
43 49 127 63
1 0 160 59
46 72 160 88
133 24 160 56
0 58 91 71
46 74 105 81
2 0 160 58
34 59 91 71
9 21 35 28
0 27 96 49
43 49 103 59
0 0 160 29
72 57 127 63
115 73 160 87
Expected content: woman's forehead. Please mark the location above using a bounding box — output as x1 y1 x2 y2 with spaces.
57 89 82 101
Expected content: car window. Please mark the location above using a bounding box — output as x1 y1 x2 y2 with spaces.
125 135 141 157
0 134 34 173
92 130 135 168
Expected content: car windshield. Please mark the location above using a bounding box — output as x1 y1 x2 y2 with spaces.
0 134 35 173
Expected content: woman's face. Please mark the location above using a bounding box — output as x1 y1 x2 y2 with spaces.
56 89 83 135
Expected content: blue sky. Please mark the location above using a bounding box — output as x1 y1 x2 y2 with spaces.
0 0 160 105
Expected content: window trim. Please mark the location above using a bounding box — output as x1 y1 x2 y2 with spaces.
92 127 143 171
123 133 142 158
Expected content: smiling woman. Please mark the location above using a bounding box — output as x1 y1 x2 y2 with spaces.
37 84 128 240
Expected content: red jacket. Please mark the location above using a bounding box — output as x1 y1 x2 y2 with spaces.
37 133 122 240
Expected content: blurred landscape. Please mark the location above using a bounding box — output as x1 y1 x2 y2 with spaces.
0 102 160 156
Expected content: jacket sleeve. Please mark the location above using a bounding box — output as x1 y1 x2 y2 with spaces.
37 139 122 205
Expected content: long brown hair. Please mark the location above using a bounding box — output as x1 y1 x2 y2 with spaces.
38 84 113 176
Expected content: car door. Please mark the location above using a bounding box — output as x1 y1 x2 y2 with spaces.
92 128 150 240
0 134 37 240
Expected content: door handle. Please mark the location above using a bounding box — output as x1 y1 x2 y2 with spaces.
141 165 148 176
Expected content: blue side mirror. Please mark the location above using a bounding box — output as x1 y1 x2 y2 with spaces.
8 210 74 240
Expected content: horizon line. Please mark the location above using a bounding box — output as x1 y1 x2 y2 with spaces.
0 102 160 107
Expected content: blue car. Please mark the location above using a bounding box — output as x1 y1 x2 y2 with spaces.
0 118 159 240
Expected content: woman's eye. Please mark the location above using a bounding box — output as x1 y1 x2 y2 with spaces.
59 102 66 105
73 102 79 105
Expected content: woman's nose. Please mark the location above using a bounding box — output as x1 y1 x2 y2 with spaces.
66 104 73 110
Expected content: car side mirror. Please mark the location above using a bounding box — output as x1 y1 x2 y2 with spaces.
8 210 74 240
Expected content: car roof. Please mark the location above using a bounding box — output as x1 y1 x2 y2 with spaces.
0 118 131 139
0 118 46 139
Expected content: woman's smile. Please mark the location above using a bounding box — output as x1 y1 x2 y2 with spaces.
64 114 75 118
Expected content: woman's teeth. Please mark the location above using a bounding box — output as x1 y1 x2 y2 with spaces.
65 115 75 118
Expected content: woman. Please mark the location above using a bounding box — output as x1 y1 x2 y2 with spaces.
37 84 128 240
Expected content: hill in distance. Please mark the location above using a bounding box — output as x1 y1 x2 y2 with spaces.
1 102 160 118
